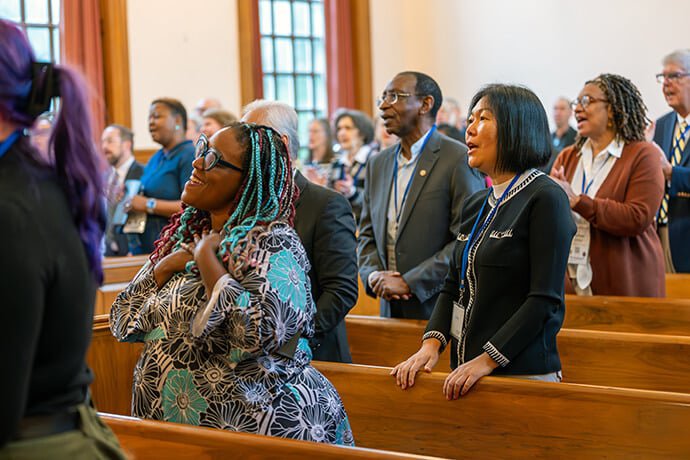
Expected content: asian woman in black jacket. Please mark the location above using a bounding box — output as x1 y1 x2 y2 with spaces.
392 84 575 399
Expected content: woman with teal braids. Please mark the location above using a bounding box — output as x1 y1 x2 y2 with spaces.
110 123 354 445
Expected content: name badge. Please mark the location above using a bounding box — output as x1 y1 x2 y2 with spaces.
451 301 465 340
568 218 590 266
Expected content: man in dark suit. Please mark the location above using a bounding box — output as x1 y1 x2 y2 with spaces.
544 97 577 173
654 49 690 273
358 71 485 320
242 100 358 363
101 124 143 256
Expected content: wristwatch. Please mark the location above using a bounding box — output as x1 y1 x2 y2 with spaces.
145 198 157 214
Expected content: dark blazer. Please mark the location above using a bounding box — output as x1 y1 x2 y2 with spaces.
425 173 575 375
544 126 577 173
358 130 485 319
654 111 690 272
293 171 358 362
105 160 144 257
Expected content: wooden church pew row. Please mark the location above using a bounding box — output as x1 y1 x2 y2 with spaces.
102 254 149 285
84 321 690 459
101 413 445 460
94 282 129 316
344 315 690 394
666 273 690 299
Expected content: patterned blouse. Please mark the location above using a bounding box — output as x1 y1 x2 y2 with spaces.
110 223 354 445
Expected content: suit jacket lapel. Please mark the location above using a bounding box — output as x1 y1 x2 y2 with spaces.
396 131 441 240
293 170 308 210
663 116 676 160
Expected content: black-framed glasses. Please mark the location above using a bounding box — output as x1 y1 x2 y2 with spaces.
376 91 425 106
656 72 690 84
570 95 608 110
194 134 244 173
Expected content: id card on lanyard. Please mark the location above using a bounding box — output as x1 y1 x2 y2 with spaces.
451 173 521 341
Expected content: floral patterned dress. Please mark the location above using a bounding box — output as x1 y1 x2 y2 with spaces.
110 223 354 445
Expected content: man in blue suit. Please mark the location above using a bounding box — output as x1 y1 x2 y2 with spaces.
654 49 690 273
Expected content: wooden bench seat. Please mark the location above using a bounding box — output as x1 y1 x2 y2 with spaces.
102 413 443 460
85 321 690 459
344 315 690 394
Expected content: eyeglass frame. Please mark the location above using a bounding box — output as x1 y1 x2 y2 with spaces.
194 133 244 173
570 95 609 110
376 91 428 106
656 72 690 84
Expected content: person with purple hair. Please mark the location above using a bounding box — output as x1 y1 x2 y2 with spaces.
0 20 125 458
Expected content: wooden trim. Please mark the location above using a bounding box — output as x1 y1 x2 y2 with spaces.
237 0 263 109
99 0 132 127
324 0 355 115
350 0 373 116
134 148 156 165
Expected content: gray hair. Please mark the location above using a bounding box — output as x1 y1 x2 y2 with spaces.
663 49 690 72
241 100 299 160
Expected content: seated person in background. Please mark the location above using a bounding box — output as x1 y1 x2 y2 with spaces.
392 84 575 397
332 109 377 222
102 124 144 256
200 108 238 138
303 117 335 187
110 124 354 445
551 74 665 297
194 97 222 118
124 98 195 254
543 97 578 172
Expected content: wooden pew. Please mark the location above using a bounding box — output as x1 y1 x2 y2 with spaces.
102 255 148 284
345 315 690 394
666 273 690 299
102 413 443 460
85 324 690 459
94 282 129 316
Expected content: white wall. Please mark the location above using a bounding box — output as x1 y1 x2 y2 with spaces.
127 0 242 149
370 0 690 127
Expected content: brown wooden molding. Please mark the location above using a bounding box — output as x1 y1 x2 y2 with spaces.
350 0 373 116
237 0 263 109
100 0 132 128
134 148 156 165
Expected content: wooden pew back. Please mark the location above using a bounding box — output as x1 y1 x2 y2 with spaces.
666 273 690 299
344 315 690 394
102 255 148 284
103 413 444 460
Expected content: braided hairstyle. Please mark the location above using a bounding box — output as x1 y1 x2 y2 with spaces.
151 123 298 277
574 73 650 151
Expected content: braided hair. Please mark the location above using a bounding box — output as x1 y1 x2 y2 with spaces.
574 73 650 151
151 123 298 277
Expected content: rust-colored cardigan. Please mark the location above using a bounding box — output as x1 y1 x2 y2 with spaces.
552 141 665 297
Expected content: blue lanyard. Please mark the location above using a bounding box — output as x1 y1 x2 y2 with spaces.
459 173 521 292
671 123 690 155
393 125 436 224
0 130 22 160
581 153 612 195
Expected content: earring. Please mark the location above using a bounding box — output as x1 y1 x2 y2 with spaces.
175 125 181 130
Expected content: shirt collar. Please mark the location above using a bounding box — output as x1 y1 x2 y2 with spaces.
580 137 624 159
676 112 690 127
397 127 433 165
115 156 135 181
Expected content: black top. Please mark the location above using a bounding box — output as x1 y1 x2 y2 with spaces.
294 171 358 362
424 171 575 375
0 143 95 446
544 127 578 173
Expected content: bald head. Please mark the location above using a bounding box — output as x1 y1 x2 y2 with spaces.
195 97 222 117
241 99 299 160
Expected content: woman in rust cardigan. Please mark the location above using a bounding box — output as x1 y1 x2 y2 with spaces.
551 73 665 297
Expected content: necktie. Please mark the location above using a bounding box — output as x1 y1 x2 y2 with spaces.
658 120 687 224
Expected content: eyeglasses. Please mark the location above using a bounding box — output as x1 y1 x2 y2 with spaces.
656 72 690 84
194 134 244 172
376 91 425 106
570 95 608 110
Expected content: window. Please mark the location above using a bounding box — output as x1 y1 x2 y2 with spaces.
258 0 327 160
0 0 61 63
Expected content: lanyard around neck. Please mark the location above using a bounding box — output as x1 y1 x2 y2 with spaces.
581 152 613 195
393 125 436 224
0 130 22 160
459 173 521 293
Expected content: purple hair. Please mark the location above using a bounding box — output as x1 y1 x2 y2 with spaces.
0 20 105 283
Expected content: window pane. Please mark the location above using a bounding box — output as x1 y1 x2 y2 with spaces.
292 1 310 37
25 0 49 24
311 2 325 37
295 76 313 110
0 0 21 22
276 75 295 106
26 27 51 61
313 39 325 74
260 37 274 73
272 0 292 36
259 0 272 35
274 38 293 72
315 75 326 112
297 111 312 161
50 0 60 24
52 26 59 62
294 39 312 73
263 75 276 101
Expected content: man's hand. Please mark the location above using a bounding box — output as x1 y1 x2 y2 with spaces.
371 270 412 301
